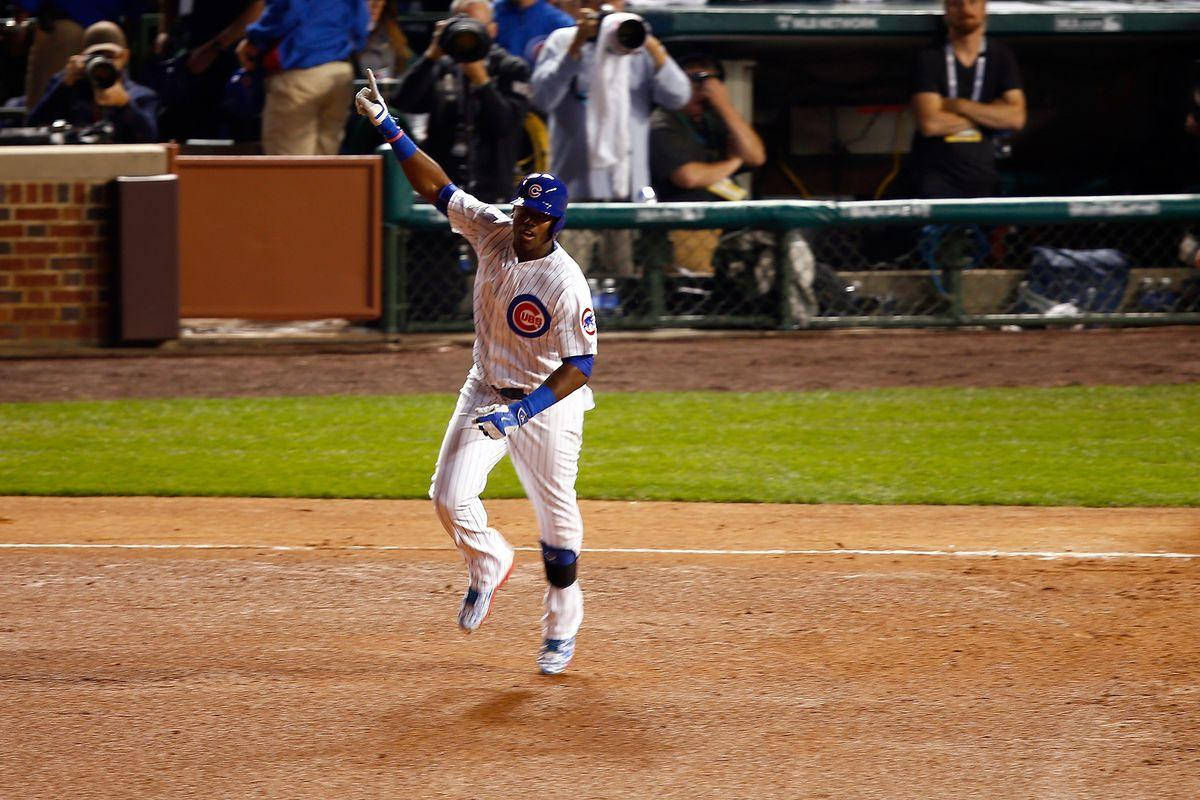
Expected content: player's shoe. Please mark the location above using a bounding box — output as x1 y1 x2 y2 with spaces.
537 636 576 675
458 545 515 633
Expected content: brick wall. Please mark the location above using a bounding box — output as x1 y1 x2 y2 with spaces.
0 181 114 344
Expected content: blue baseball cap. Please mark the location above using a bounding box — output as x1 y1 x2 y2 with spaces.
512 173 568 235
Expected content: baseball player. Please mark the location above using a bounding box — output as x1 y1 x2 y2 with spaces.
356 70 597 675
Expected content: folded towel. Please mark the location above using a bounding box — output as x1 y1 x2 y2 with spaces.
585 12 640 199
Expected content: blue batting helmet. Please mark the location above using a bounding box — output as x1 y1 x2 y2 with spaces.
512 172 568 235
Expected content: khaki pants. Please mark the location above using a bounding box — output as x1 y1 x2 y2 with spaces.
24 19 84 112
668 229 721 275
261 61 354 155
558 228 635 276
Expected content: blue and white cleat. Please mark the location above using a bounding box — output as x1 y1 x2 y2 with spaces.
458 546 514 633
537 636 576 675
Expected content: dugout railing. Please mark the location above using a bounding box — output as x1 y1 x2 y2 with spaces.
381 168 1200 333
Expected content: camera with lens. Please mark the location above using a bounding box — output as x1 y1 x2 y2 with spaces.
587 4 647 54
439 16 491 64
84 54 120 90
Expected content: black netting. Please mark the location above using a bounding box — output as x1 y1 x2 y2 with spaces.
387 213 1200 331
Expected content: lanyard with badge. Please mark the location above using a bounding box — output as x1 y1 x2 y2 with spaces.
943 38 985 143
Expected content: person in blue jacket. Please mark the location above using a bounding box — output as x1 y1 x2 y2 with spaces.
492 0 574 66
235 0 368 154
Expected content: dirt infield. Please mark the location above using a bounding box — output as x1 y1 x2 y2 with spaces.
1 497 1198 799
1 327 1198 798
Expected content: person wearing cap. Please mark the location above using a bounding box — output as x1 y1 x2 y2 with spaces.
27 20 159 143
356 69 598 676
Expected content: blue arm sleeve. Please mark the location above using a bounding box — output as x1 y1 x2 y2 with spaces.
562 355 594 377
510 356 595 424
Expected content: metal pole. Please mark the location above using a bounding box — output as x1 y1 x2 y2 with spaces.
382 224 398 334
775 228 796 330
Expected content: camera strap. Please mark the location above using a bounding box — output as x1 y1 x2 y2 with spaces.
944 38 986 101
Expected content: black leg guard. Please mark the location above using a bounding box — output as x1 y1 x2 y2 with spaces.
541 541 579 588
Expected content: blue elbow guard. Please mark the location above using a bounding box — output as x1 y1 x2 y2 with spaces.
563 354 594 377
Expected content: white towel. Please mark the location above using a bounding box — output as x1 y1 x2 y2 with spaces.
585 13 638 199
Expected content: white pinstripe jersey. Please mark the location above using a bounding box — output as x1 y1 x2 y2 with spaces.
446 189 598 393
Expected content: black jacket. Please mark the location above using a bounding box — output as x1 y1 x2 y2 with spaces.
393 45 530 203
28 70 159 143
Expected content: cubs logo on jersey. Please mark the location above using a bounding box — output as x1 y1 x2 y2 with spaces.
581 308 596 337
508 294 552 338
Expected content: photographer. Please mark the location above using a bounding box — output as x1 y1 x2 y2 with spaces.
531 0 688 274
531 0 688 203
649 55 815 327
16 1 144 113
27 20 158 143
392 0 531 203
650 55 764 203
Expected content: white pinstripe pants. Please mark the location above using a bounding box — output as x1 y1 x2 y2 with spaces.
429 373 589 639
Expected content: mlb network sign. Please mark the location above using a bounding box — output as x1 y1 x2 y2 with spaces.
775 15 880 31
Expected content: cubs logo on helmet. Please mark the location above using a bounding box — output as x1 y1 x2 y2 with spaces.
512 173 568 235
507 294 552 338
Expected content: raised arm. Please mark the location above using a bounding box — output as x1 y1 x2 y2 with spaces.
703 76 765 168
530 26 585 113
356 69 452 205
645 37 690 111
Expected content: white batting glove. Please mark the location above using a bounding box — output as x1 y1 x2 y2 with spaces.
355 68 389 126
473 403 521 440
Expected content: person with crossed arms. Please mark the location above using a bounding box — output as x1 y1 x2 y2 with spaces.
907 0 1027 198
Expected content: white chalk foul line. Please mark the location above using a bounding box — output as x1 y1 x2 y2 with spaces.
0 543 1195 560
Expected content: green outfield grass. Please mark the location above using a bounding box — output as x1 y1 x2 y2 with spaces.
0 385 1196 506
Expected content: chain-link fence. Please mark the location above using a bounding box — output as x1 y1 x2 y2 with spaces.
382 184 1200 332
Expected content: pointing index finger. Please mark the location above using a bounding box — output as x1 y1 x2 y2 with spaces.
366 68 379 99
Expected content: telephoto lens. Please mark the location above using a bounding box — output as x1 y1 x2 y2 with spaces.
612 17 646 52
85 55 119 90
439 17 491 63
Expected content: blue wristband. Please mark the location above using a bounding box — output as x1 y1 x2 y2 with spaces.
435 183 458 215
379 116 418 160
511 384 557 426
